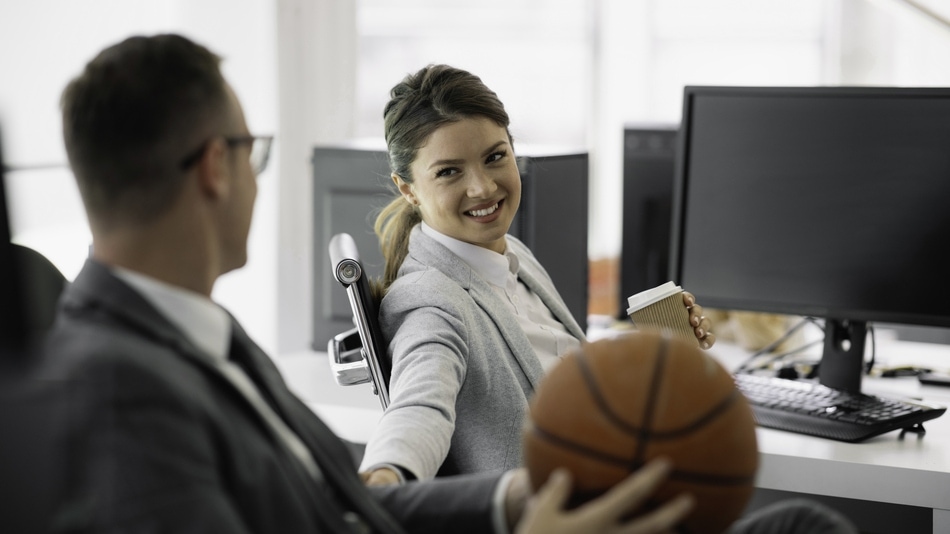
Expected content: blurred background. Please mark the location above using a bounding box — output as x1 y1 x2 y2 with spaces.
1 0 949 355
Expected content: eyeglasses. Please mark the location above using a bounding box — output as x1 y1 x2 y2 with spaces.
179 135 274 175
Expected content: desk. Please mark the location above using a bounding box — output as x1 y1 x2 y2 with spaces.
277 337 950 534
715 338 950 534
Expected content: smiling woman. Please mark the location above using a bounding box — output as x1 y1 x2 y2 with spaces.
395 117 520 254
360 65 713 486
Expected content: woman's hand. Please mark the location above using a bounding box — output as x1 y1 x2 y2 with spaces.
360 467 402 487
683 292 716 350
513 459 694 534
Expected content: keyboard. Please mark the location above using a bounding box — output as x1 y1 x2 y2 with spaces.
734 373 947 443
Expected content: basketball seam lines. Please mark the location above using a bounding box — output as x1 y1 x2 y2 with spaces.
527 423 756 486
528 423 638 467
637 337 669 464
575 341 743 439
649 390 740 439
575 337 671 464
576 346 645 442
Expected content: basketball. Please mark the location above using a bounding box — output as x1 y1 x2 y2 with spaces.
523 331 758 534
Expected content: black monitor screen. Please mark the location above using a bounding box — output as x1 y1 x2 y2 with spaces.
672 86 950 392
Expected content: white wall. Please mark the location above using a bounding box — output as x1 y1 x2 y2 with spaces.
5 0 950 354
274 0 358 353
0 0 280 354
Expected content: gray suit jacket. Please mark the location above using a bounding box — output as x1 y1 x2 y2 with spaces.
361 227 586 479
41 259 503 534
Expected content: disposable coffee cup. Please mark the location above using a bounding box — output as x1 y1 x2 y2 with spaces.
626 281 697 346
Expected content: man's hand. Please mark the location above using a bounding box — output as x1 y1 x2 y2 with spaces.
513 459 694 534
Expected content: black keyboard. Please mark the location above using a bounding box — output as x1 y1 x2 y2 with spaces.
734 373 947 443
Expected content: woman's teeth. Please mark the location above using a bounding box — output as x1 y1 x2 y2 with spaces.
468 203 499 217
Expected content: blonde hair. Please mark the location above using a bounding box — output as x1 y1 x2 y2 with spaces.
374 64 512 295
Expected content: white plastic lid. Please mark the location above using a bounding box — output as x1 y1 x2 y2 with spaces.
626 281 682 314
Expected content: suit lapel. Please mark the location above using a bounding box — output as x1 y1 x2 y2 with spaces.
408 228 546 389
515 267 586 342
66 263 302 439
63 260 215 369
65 261 403 533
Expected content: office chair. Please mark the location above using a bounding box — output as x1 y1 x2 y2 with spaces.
13 244 67 342
327 233 390 409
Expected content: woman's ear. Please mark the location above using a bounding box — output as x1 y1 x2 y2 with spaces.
393 173 417 206
196 138 229 199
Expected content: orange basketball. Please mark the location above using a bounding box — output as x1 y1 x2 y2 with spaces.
523 331 758 534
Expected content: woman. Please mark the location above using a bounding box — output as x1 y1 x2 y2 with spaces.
360 64 715 485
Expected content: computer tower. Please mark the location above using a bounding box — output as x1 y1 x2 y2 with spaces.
514 153 589 332
311 144 393 351
311 145 589 349
618 125 678 318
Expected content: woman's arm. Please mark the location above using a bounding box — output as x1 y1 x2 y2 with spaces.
360 295 470 481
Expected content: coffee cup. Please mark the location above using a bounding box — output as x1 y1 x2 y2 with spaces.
626 281 697 346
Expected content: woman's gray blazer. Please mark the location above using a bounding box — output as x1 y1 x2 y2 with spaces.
360 225 586 479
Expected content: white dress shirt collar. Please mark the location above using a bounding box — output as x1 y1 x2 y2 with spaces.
111 266 231 361
109 265 324 482
420 222 519 288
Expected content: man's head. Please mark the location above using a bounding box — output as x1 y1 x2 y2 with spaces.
61 34 267 283
62 34 234 228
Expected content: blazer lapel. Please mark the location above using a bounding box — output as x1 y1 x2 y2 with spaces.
515 267 586 342
66 261 401 533
408 228 546 389
63 260 216 369
467 282 546 389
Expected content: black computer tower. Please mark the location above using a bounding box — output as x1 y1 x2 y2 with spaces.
618 125 678 318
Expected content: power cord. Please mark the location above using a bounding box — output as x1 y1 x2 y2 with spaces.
735 317 878 377
734 316 822 374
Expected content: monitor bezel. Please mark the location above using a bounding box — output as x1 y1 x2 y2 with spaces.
670 85 950 331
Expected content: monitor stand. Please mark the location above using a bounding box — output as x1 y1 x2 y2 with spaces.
818 319 867 395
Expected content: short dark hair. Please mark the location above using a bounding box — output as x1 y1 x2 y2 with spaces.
61 34 230 227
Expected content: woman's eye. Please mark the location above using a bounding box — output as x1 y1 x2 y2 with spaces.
436 167 458 178
486 151 506 164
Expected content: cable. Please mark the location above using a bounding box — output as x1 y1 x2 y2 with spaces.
735 317 879 377
865 323 876 375
735 316 822 374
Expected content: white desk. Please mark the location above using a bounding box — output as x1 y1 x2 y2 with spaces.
277 337 950 533
715 339 950 533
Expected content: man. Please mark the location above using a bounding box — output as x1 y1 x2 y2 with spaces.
43 33 693 533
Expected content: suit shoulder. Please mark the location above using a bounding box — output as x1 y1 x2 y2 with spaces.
386 264 466 303
42 314 209 402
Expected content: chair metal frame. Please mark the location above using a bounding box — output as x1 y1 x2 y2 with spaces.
327 233 390 409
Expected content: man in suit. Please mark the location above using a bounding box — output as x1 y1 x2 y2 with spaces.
42 33 694 533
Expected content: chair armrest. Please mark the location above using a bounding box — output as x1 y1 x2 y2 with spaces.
327 327 371 386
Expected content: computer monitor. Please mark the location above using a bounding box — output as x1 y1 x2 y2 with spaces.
512 152 589 333
618 125 678 318
671 86 950 395
311 144 589 349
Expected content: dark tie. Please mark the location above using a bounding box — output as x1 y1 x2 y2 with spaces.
227 320 405 534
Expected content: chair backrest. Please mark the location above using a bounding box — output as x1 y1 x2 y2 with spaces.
328 233 390 409
13 244 67 343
